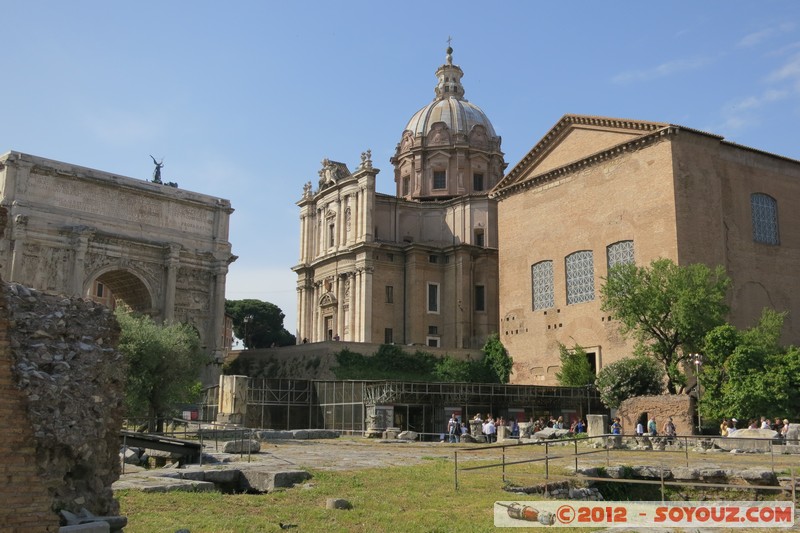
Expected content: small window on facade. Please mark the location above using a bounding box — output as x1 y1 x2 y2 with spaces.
433 170 446 190
607 240 635 270
386 285 394 303
387 253 394 262
427 282 439 313
96 282 105 298
402 176 410 196
427 337 440 348
384 328 393 344
531 260 554 310
329 224 335 247
751 193 779 245
565 250 595 305
474 229 485 247
429 254 438 263
428 325 438 335
475 285 486 312
473 173 484 191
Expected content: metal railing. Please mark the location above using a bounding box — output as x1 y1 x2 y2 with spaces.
453 433 798 507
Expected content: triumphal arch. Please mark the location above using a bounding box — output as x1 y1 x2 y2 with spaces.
0 151 235 377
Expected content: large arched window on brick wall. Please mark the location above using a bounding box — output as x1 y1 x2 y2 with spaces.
531 260 554 310
565 250 595 305
751 193 779 245
607 240 635 269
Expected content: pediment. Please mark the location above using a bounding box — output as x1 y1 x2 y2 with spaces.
493 115 669 194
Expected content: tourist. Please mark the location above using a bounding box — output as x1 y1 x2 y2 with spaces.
575 419 586 434
447 413 459 443
729 418 738 435
781 419 790 439
720 418 729 437
760 416 771 430
483 417 496 443
510 419 520 438
663 417 676 444
556 416 564 429
636 421 645 438
748 419 759 429
460 422 469 438
610 418 622 435
473 413 483 424
774 418 783 435
647 416 657 436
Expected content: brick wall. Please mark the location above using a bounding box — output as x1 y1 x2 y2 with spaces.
0 206 59 531
617 394 695 436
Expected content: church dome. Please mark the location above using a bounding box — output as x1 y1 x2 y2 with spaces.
403 46 497 139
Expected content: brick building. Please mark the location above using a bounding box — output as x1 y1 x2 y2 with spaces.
492 115 800 384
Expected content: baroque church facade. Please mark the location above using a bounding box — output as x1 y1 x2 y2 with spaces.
293 47 504 349
492 115 800 384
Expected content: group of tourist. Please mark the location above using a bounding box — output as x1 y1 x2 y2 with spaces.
719 416 792 437
445 412 593 443
528 415 587 434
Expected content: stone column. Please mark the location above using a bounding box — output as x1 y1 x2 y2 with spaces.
71 227 95 298
8 215 28 283
363 267 373 343
216 375 248 425
163 244 180 322
336 274 345 339
354 270 362 341
210 261 229 363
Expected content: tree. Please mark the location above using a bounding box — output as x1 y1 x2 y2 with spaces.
600 258 730 393
481 333 513 384
226 299 295 348
555 343 595 387
595 356 665 409
700 308 800 422
116 306 206 431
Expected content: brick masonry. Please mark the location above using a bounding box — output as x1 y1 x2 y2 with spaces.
617 394 695 436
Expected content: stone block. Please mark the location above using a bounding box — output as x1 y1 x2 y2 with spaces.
239 468 311 492
222 439 260 454
587 415 608 438
397 431 418 441
326 498 352 510
717 429 778 452
738 468 778 485
383 428 400 439
257 430 294 440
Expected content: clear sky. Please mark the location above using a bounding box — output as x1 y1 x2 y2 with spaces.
3 1 800 333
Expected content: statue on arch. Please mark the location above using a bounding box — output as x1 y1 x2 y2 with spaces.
150 155 164 184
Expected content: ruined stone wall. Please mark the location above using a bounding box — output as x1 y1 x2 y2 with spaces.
0 206 127 529
617 394 695 436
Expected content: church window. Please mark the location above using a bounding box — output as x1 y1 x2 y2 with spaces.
607 240 635 269
531 260 554 310
402 176 410 196
565 251 595 305
473 173 484 191
386 285 394 304
475 285 486 312
328 223 335 247
474 229 485 247
427 282 440 313
433 170 446 190
429 254 438 263
751 193 779 245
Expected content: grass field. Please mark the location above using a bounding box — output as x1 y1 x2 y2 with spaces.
117 440 798 532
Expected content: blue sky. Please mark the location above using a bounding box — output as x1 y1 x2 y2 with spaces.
3 1 800 333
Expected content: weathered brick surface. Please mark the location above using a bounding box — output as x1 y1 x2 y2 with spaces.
0 205 127 531
617 394 695 436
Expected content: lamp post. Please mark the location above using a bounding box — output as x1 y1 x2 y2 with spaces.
243 314 253 349
693 353 702 434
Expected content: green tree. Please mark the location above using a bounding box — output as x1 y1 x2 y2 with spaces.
595 356 665 408
481 333 513 384
600 258 730 393
555 343 595 387
226 299 295 348
700 308 800 422
116 306 206 431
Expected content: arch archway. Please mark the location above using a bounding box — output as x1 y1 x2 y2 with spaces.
84 269 155 315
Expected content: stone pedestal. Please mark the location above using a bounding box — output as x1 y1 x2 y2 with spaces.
469 420 486 443
497 425 510 441
587 414 608 438
383 427 400 440
216 375 248 426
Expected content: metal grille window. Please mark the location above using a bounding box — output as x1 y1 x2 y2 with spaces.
751 193 779 245
607 240 635 269
565 251 595 305
531 260 554 310
427 282 439 313
433 170 446 189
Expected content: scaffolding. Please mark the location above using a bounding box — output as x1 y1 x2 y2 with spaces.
198 378 604 435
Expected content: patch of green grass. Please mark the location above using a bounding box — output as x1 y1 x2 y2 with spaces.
118 457 605 532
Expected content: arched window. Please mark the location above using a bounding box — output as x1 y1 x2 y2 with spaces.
607 240 635 269
751 193 779 245
565 251 595 305
531 260 554 310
